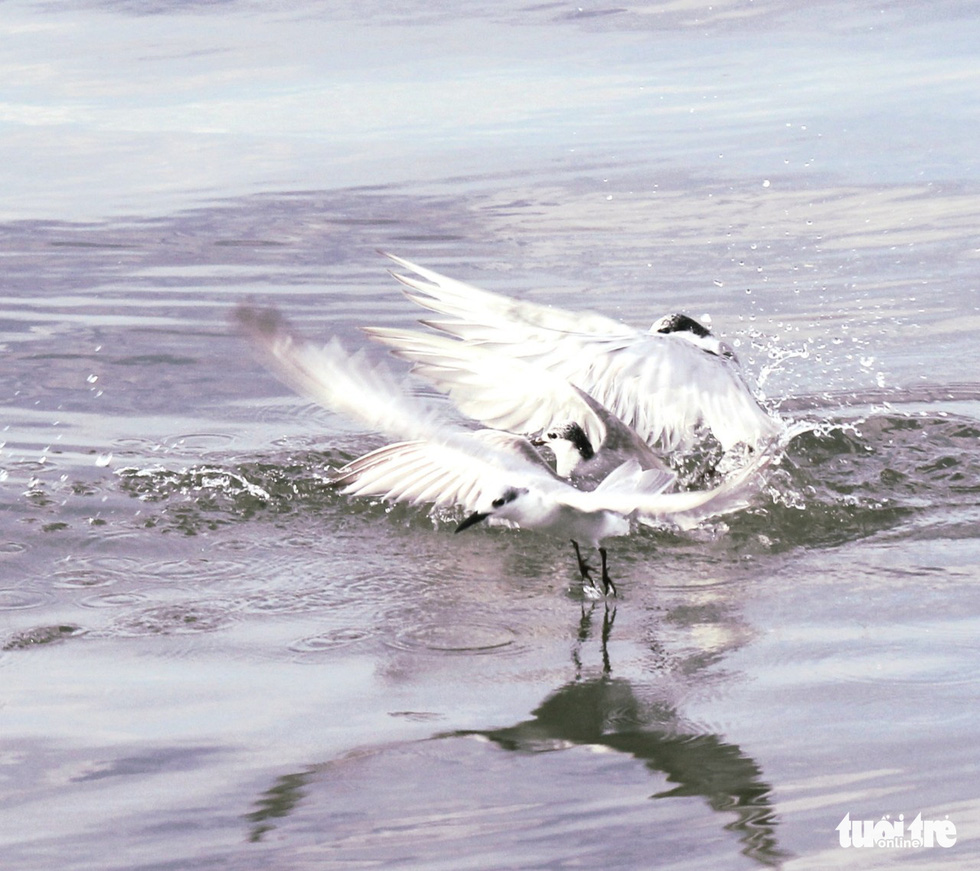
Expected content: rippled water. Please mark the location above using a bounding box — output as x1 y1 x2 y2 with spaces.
2 1 980 869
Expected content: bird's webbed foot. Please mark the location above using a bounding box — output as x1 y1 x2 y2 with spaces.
571 541 616 597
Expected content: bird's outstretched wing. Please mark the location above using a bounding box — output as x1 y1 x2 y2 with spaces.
380 253 783 452
365 326 670 476
363 325 609 450
234 305 441 444
329 437 524 514
234 305 557 513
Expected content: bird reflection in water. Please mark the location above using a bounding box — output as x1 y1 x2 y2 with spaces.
450 604 787 866
453 675 786 866
572 601 617 677
245 607 786 866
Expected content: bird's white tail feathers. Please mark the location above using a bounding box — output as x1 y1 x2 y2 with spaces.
635 448 776 530
593 459 675 497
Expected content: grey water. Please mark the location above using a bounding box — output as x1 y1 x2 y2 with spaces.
2 1 979 868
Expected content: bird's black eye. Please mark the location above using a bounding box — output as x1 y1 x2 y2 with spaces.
491 488 521 508
547 432 557 440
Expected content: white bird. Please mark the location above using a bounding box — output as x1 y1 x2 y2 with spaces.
362 324 673 488
234 305 775 595
374 253 784 454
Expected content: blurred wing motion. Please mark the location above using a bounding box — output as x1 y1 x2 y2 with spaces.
234 305 438 444
234 304 557 515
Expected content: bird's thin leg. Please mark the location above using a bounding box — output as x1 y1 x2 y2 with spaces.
598 547 617 597
569 540 594 583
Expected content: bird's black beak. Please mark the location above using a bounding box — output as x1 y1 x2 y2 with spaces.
530 437 545 447
454 511 490 533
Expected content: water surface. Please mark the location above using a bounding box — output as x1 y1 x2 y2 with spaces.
2 1 979 868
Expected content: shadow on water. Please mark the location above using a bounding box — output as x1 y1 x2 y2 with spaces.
244 691 785 864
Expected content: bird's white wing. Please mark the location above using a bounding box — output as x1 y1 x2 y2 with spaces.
363 326 608 450
383 252 634 339
329 440 490 513
234 305 448 444
572 335 783 452
234 305 558 512
590 458 675 497
331 429 559 514
381 254 783 451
